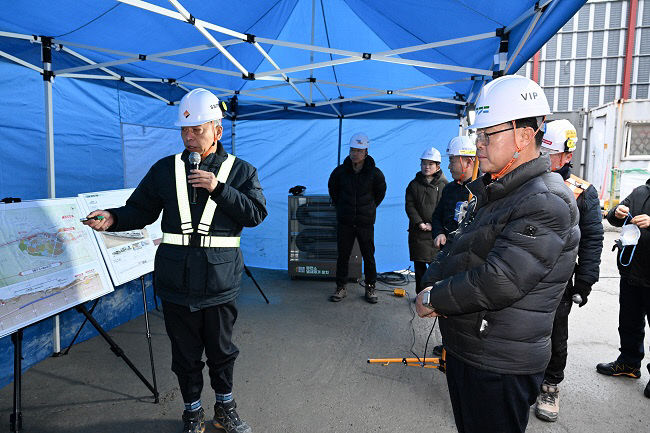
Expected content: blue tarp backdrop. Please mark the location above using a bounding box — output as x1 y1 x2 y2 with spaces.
0 0 586 388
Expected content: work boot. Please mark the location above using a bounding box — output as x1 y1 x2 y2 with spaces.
534 382 559 422
365 282 378 304
330 286 347 302
645 364 650 398
182 408 205 433
596 360 641 378
432 345 444 357
213 400 252 433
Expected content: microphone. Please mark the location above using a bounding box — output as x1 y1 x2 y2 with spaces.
189 152 201 205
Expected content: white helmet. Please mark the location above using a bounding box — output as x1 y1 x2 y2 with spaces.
175 88 223 127
542 119 578 154
446 136 476 157
468 75 551 130
349 132 369 149
421 147 442 162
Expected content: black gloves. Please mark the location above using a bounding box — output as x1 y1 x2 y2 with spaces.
572 279 592 308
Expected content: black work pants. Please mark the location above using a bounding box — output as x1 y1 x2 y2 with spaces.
336 223 376 287
617 278 650 367
162 300 239 404
413 261 430 294
445 353 543 433
544 299 573 384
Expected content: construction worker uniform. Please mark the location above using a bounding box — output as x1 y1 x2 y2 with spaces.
106 143 267 405
544 165 603 386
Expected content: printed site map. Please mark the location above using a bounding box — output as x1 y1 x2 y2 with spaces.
0 198 112 338
79 189 162 286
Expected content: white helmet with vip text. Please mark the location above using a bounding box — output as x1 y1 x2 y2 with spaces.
421 147 442 162
542 119 578 154
349 132 370 149
468 75 551 130
175 88 223 127
446 136 476 157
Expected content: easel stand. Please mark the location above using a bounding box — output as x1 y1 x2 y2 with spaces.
244 265 269 304
10 330 23 432
139 275 159 403
74 304 159 402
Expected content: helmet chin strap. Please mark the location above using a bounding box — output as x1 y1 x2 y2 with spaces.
200 141 215 159
490 117 545 180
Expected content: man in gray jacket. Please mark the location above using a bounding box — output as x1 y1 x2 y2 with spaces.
416 75 580 433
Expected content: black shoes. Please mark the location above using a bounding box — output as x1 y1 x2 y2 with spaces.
182 408 205 433
213 400 252 433
365 282 378 304
596 360 641 378
330 286 347 302
645 364 650 399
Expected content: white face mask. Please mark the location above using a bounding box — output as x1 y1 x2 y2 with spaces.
619 217 640 267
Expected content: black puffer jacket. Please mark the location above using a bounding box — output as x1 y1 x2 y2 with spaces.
109 145 267 310
557 164 604 300
607 178 650 288
431 179 472 239
405 170 448 262
422 155 580 375
328 155 386 226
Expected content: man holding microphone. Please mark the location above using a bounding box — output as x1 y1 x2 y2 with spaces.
84 88 266 433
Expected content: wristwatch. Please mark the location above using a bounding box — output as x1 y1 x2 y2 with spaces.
422 291 430 308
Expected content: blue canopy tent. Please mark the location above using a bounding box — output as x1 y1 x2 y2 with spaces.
0 0 585 384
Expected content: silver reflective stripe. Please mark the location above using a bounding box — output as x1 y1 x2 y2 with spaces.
161 233 240 247
174 153 193 234
197 154 236 235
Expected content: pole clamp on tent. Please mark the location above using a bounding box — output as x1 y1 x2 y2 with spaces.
362 52 371 60
139 54 147 61
186 14 196 25
245 33 256 43
308 77 316 83
243 72 255 80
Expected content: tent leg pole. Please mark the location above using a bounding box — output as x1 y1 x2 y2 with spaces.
337 117 342 165
42 36 60 355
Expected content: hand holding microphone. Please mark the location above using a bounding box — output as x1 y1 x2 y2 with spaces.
187 152 219 197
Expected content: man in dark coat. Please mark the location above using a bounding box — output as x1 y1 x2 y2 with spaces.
84 88 266 433
405 147 447 294
534 119 604 422
328 132 386 303
597 177 650 399
432 136 477 250
416 75 580 433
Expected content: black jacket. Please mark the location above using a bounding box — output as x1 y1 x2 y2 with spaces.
328 155 386 226
607 178 650 288
557 164 604 299
108 145 267 310
405 170 448 262
422 155 580 375
431 178 472 239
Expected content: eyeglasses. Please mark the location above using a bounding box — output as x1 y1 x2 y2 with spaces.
475 126 515 146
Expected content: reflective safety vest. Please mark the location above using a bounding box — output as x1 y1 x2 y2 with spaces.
564 174 590 200
161 153 239 248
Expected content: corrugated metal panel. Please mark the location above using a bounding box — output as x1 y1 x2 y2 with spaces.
609 1 622 27
573 87 585 111
546 35 558 59
593 3 606 29
544 87 555 110
588 87 600 108
557 87 569 111
545 60 556 85
607 30 620 56
575 59 587 84
637 84 649 99
603 85 616 103
578 5 590 31
638 56 650 81
591 31 604 57
561 33 573 58
605 58 618 84
644 0 650 26
559 60 571 85
590 60 602 84
576 33 588 57
641 28 650 55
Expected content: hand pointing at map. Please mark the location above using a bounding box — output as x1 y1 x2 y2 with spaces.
82 210 114 231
